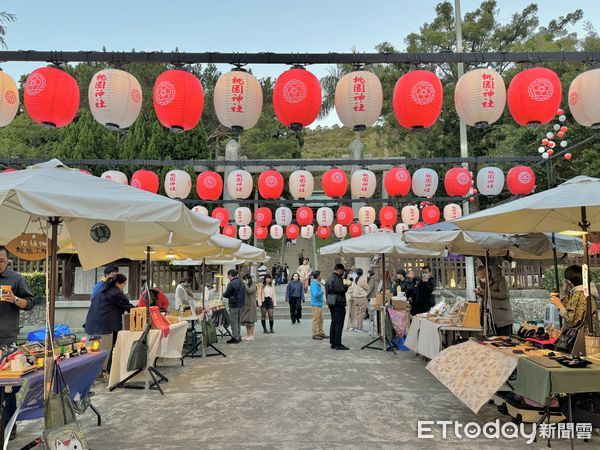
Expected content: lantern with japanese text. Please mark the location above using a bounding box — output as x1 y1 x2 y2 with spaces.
317 225 331 240
443 203 463 221
273 67 321 130
255 207 273 227
24 67 79 128
88 69 142 130
507 166 536 195
0 72 19 127
286 224 300 240
258 169 284 199
270 225 284 240
255 226 268 240
351 169 376 199
393 70 443 129
334 224 348 239
222 223 237 238
379 206 397 227
384 167 411 197
196 171 223 201
238 225 252 241
322 168 348 198
336 206 354 226
234 207 252 226
131 169 159 194
211 207 230 227
569 69 600 128
476 167 505 196
316 207 334 227
164 169 192 199
365 224 378 234
454 68 506 127
412 168 439 198
507 68 562 126
301 225 314 239
213 70 262 131
334 70 383 130
191 205 208 216
401 205 419 226
358 206 376 226
422 204 441 225
226 169 253 199
444 167 472 197
349 222 362 238
296 206 314 226
101 170 128 185
153 69 204 132
289 170 314 199
396 223 409 234
275 207 293 226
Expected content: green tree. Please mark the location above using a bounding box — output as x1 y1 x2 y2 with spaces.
0 11 16 48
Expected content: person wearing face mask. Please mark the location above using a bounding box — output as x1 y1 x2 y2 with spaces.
297 258 312 293
475 265 514 336
412 266 436 316
175 277 196 312
240 274 257 341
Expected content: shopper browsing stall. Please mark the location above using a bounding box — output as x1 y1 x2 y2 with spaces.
223 269 245 344
91 264 119 299
241 274 257 341
412 266 436 316
352 268 369 333
475 265 514 336
137 287 169 313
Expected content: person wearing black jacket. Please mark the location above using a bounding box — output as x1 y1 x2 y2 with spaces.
325 263 350 350
412 266 436 315
223 269 245 343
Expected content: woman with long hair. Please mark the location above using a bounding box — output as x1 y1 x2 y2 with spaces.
258 274 277 334
297 258 312 293
352 268 369 333
551 264 598 334
286 272 305 324
241 274 257 341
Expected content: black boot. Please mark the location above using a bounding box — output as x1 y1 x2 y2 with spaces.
261 319 269 334
269 319 275 333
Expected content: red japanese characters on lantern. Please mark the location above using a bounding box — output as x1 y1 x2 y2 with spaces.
507 68 562 126
226 169 253 199
234 207 252 226
0 72 19 127
238 225 252 241
211 207 230 227
286 224 300 240
358 206 376 226
255 207 273 227
191 205 208 216
422 205 440 225
275 207 293 226
196 171 223 201
322 168 348 198
444 167 472 197
316 207 334 227
401 205 419 226
300 225 314 239
569 69 600 128
384 167 411 197
289 170 314 200
214 70 263 131
334 224 348 239
443 203 463 221
364 224 378 234
317 225 331 240
101 170 128 185
296 206 314 226
131 169 159 194
395 223 409 234
476 166 504 196
336 206 354 226
258 169 284 199
255 226 268 240
222 223 237 238
88 69 142 130
153 69 204 132
349 222 362 238
379 206 397 227
164 169 192 199
507 166 536 195
334 70 383 130
412 168 439 198
270 225 284 240
454 68 506 127
350 169 377 199
393 70 443 129
273 67 322 130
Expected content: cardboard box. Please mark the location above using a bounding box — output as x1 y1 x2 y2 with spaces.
373 293 384 306
392 299 410 310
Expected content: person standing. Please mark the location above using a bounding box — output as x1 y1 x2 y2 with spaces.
175 277 196 312
241 274 257 341
258 274 277 333
257 263 268 284
222 269 245 344
286 272 305 324
345 270 356 331
91 264 119 299
366 270 378 303
297 258 312 293
310 270 328 340
325 263 350 350
352 268 369 333
412 266 436 315
282 264 290 284
298 249 305 267
476 265 514 336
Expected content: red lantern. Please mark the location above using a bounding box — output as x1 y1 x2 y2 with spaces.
255 207 273 227
392 70 443 129
444 167 472 197
379 206 397 227
255 226 268 240
422 205 441 225
196 171 223 201
222 223 237 238
273 67 321 130
79 169 92 176
24 67 80 128
131 169 159 194
384 167 411 197
349 222 362 238
322 168 348 198
507 166 536 195
153 69 204 132
317 225 331 240
507 68 562 126
1 168 16 173
211 207 230 227
412 222 425 229
258 169 284 199
336 206 354 226
296 206 314 226
286 224 300 240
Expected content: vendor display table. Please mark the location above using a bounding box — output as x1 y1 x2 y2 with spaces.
156 320 187 364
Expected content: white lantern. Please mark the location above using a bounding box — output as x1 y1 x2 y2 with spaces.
334 70 383 130
191 205 208 216
454 68 506 127
88 69 142 130
412 168 439 198
569 69 600 128
234 207 252 226
301 225 314 239
101 170 128 185
443 203 463 221
395 223 409 234
238 225 252 241
351 169 377 199
214 70 262 131
270 224 284 240
164 170 192 199
334 224 348 239
358 206 376 226
316 207 334 227
0 71 19 127
288 170 315 199
476 167 505 196
365 224 378 234
275 207 293 226
401 205 420 225
226 169 253 199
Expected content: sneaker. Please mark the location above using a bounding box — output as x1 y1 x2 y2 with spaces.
246 336 255 341
312 335 323 340
319 334 329 339
226 339 237 344
335 345 350 350
354 328 368 333
263 329 270 334
330 344 336 349
346 327 354 331
234 339 242 344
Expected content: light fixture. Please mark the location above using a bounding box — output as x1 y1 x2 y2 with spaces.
165 249 178 260
559 230 588 237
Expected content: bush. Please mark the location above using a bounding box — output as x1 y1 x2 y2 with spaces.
543 265 600 291
22 272 46 298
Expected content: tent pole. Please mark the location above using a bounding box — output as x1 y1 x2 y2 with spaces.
381 253 386 351
545 159 561 294
483 249 495 336
202 258 206 309
144 245 152 391
580 207 594 332
44 217 61 400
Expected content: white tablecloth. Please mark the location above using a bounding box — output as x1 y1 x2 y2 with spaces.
109 328 162 389
157 321 188 359
405 316 445 359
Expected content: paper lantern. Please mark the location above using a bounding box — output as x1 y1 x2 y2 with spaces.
131 169 159 194
316 207 334 227
222 223 237 238
393 70 443 129
379 206 397 227
358 206 376 226
153 69 204 132
365 224 378 234
301 225 314 239
270 225 284 240
164 169 192 199
412 222 425 229
234 207 252 226
101 170 128 185
334 70 383 130
0 72 19 127
79 169 92 176
395 223 409 234
444 167 472 197
258 169 284 199
454 68 506 127
322 168 348 198
211 207 230 227
24 67 79 128
275 207 293 226
286 224 300 240
401 205 419 226
273 67 321 130
334 224 348 239
296 206 314 226
88 69 142 130
476 167 505 196
422 205 441 225
507 68 562 126
443 203 463 221
213 70 262 131
507 166 536 195
351 169 376 199
569 69 600 128
255 207 273 227
336 206 354 226
255 226 268 240
317 225 331 240
1 168 16 173
349 222 362 238
289 170 314 199
384 167 411 197
412 168 439 198
196 171 223 201
226 169 253 199
191 205 208 216
238 225 252 241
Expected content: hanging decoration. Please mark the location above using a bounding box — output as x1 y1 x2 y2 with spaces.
211 207 230 227
569 69 600 128
422 204 440 225
286 224 300 239
358 206 376 226
255 226 268 240
412 222 425 229
443 203 463 221
334 224 348 239
349 222 362 238
191 205 208 216
300 225 314 239
316 207 334 227
0 72 19 127
536 109 570 160
289 170 314 199
296 206 314 226
476 167 504 196
196 171 223 201
454 68 506 127
1 168 16 173
379 206 397 227
222 223 237 238
255 207 273 227
393 70 443 129
365 224 378 234
275 207 293 226
273 67 321 130
164 169 192 199
238 225 252 241
401 205 419 226
334 70 383 130
506 166 536 195
444 167 472 197
131 169 159 194
226 169 253 199
412 168 439 198
258 169 284 199
213 70 263 131
79 169 92 176
270 225 284 240
384 167 411 197
101 170 128 185
322 168 348 198
350 169 376 199
317 225 331 240
336 206 354 226
395 223 409 234
153 69 204 132
234 207 252 226
507 67 562 126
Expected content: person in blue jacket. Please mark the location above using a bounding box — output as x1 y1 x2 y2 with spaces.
286 272 305 324
310 270 328 340
90 264 119 300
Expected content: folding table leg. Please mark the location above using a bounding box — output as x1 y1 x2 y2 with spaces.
89 402 102 427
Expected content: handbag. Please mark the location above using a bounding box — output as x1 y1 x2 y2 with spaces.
126 323 151 372
201 316 218 347
43 421 89 450
44 361 76 430
326 293 337 307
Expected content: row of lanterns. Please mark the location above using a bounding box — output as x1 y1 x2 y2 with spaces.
4 65 600 131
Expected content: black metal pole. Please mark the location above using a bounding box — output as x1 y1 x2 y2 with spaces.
579 207 594 332
545 160 561 294
44 217 60 400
